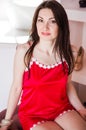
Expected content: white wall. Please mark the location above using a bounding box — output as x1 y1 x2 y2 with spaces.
0 44 17 111
0 0 11 20
7 3 36 30
0 0 37 30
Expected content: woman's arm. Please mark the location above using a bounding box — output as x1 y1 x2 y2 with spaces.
67 74 84 110
67 74 86 120
0 44 27 129
5 44 26 119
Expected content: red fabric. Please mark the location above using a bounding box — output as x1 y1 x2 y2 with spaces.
18 58 74 130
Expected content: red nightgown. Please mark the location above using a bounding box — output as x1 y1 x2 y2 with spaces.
18 57 74 130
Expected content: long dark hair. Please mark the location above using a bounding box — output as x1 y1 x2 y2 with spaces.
24 0 74 74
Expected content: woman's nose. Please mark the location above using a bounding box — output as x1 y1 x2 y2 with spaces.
43 22 49 30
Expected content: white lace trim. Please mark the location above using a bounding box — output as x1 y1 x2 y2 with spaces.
25 57 65 71
58 109 74 117
30 120 45 130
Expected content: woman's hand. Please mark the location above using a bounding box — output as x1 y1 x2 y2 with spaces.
0 119 12 130
0 125 8 130
78 108 86 121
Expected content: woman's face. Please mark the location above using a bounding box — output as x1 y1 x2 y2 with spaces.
36 8 59 41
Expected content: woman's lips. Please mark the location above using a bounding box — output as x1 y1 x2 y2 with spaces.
41 32 51 36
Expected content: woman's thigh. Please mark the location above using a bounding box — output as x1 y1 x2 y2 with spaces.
31 121 63 130
55 110 86 130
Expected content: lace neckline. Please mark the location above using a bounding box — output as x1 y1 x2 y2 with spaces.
30 57 64 69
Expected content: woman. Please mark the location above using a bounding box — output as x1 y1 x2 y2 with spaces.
0 0 86 130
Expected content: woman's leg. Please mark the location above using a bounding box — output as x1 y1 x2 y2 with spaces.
31 121 63 130
55 110 86 130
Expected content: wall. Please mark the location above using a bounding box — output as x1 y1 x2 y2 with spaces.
0 0 10 20
0 44 17 111
7 3 36 30
0 0 37 30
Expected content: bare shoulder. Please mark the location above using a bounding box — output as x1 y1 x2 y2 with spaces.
16 41 33 52
16 43 28 51
15 43 29 56
13 43 30 68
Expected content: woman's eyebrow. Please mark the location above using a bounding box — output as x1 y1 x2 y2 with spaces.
49 17 55 20
38 16 55 20
38 16 43 19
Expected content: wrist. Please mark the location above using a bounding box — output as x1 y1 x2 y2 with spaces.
0 119 13 127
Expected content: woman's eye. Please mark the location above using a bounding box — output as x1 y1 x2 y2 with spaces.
50 20 56 24
37 19 43 22
52 20 56 23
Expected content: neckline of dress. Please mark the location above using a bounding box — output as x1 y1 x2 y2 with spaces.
30 57 64 69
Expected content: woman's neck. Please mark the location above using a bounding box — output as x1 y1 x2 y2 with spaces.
36 39 55 56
